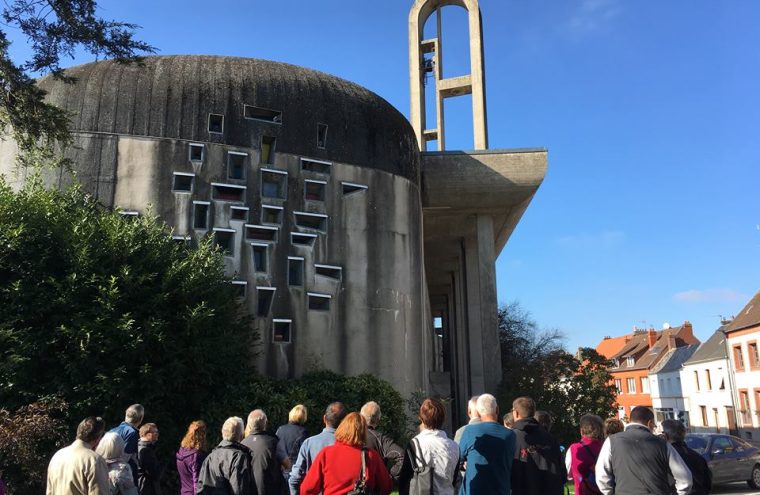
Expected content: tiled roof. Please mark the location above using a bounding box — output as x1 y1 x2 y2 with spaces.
683 328 728 365
650 344 700 374
604 323 700 372
725 290 760 333
596 335 630 359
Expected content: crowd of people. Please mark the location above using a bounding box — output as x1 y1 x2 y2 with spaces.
38 396 713 495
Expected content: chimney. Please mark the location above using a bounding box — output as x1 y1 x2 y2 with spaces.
647 328 657 349
680 321 694 343
667 334 676 350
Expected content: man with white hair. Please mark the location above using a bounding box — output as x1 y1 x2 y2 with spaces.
458 393 516 495
360 401 404 480
454 395 481 444
241 409 288 495
109 403 144 485
197 417 253 495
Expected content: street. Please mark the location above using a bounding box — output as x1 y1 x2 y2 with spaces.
713 483 760 495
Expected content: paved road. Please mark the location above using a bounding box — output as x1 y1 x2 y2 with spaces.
713 482 760 494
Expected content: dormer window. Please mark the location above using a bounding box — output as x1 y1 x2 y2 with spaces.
627 356 635 367
612 359 620 367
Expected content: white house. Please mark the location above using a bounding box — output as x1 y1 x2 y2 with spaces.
650 343 699 425
680 328 738 435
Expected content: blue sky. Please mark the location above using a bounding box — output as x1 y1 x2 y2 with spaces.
7 0 760 350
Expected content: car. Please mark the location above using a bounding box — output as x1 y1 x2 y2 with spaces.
685 433 760 489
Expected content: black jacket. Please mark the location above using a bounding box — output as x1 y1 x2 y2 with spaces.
137 440 163 495
241 431 286 495
275 423 307 467
511 418 566 495
672 441 711 495
366 427 404 481
197 440 257 495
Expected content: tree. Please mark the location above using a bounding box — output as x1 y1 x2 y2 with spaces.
0 0 154 166
496 302 617 446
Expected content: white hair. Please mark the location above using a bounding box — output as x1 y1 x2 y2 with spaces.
95 432 125 462
360 402 381 427
222 416 244 442
245 410 267 436
125 404 144 425
476 394 498 417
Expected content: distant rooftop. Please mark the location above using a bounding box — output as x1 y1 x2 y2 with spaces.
683 327 729 365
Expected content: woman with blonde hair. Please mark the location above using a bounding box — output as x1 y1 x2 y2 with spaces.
276 404 309 477
95 431 138 495
176 420 208 495
300 412 392 495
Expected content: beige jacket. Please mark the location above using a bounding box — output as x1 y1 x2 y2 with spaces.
47 439 110 495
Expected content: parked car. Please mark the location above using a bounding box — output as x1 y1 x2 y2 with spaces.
685 433 760 488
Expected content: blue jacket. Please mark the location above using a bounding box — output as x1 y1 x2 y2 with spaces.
288 427 336 495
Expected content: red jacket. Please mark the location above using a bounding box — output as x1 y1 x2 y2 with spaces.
300 441 392 495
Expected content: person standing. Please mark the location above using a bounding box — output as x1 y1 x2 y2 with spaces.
458 394 516 495
96 432 139 495
275 405 308 480
661 419 711 495
360 401 404 481
176 420 208 495
110 404 144 486
197 417 254 495
453 396 481 444
137 423 163 495
288 402 346 495
595 406 692 495
566 414 604 495
603 418 624 438
46 416 110 495
511 396 566 495
398 398 460 495
241 410 288 495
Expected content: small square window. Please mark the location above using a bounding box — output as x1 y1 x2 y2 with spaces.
193 202 210 230
341 182 368 196
256 287 276 317
251 243 268 273
301 158 331 175
308 293 331 311
230 206 249 222
244 105 282 123
213 228 235 255
261 205 283 225
173 173 194 193
245 225 278 242
231 280 247 298
317 123 328 149
288 257 304 286
291 233 317 247
304 180 326 202
261 136 276 165
227 152 247 180
189 143 204 162
209 114 224 134
212 183 246 202
294 211 327 232
261 169 287 199
315 264 342 280
119 210 139 220
272 319 292 343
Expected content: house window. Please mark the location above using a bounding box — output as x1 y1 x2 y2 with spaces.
208 113 224 134
749 342 760 369
706 369 712 390
251 243 268 273
211 183 246 202
734 345 745 371
614 379 622 394
640 376 650 394
245 225 278 243
694 370 700 391
308 292 331 311
261 169 287 199
294 211 327 232
213 228 235 256
261 205 283 225
193 201 210 230
291 233 317 247
244 104 282 123
700 406 708 426
304 180 327 202
626 356 635 367
288 257 304 286
301 158 332 175
256 287 276 317
341 182 368 196
172 172 194 193
626 377 636 394
272 319 292 343
189 143 204 162
231 280 247 298
227 152 247 180
230 206 249 222
315 264 341 280
260 136 276 165
317 123 328 149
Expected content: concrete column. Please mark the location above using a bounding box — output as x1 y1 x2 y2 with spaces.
464 214 501 394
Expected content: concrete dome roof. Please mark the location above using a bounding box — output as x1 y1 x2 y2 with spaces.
39 55 419 182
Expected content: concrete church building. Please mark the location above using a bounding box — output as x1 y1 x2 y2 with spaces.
0 0 545 422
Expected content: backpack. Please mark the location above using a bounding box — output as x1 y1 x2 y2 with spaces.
578 443 602 495
408 438 434 495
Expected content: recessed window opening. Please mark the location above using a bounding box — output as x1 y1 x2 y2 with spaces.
189 143 204 162
212 183 246 202
244 104 282 123
315 264 341 280
208 113 224 134
230 206 249 222
227 151 248 180
433 317 443 329
251 243 268 272
308 292 331 311
317 123 328 149
261 205 284 225
172 235 190 246
261 136 276 165
304 180 327 202
301 158 332 175
291 233 317 247
272 319 292 343
231 280 247 298
341 182 368 196
245 224 278 242
288 257 304 286
261 169 287 199
256 287 276 317
294 211 327 232
173 172 194 193
119 210 139 220
213 228 235 255
193 201 210 230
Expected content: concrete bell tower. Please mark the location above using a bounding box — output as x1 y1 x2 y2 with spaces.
409 0 488 151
